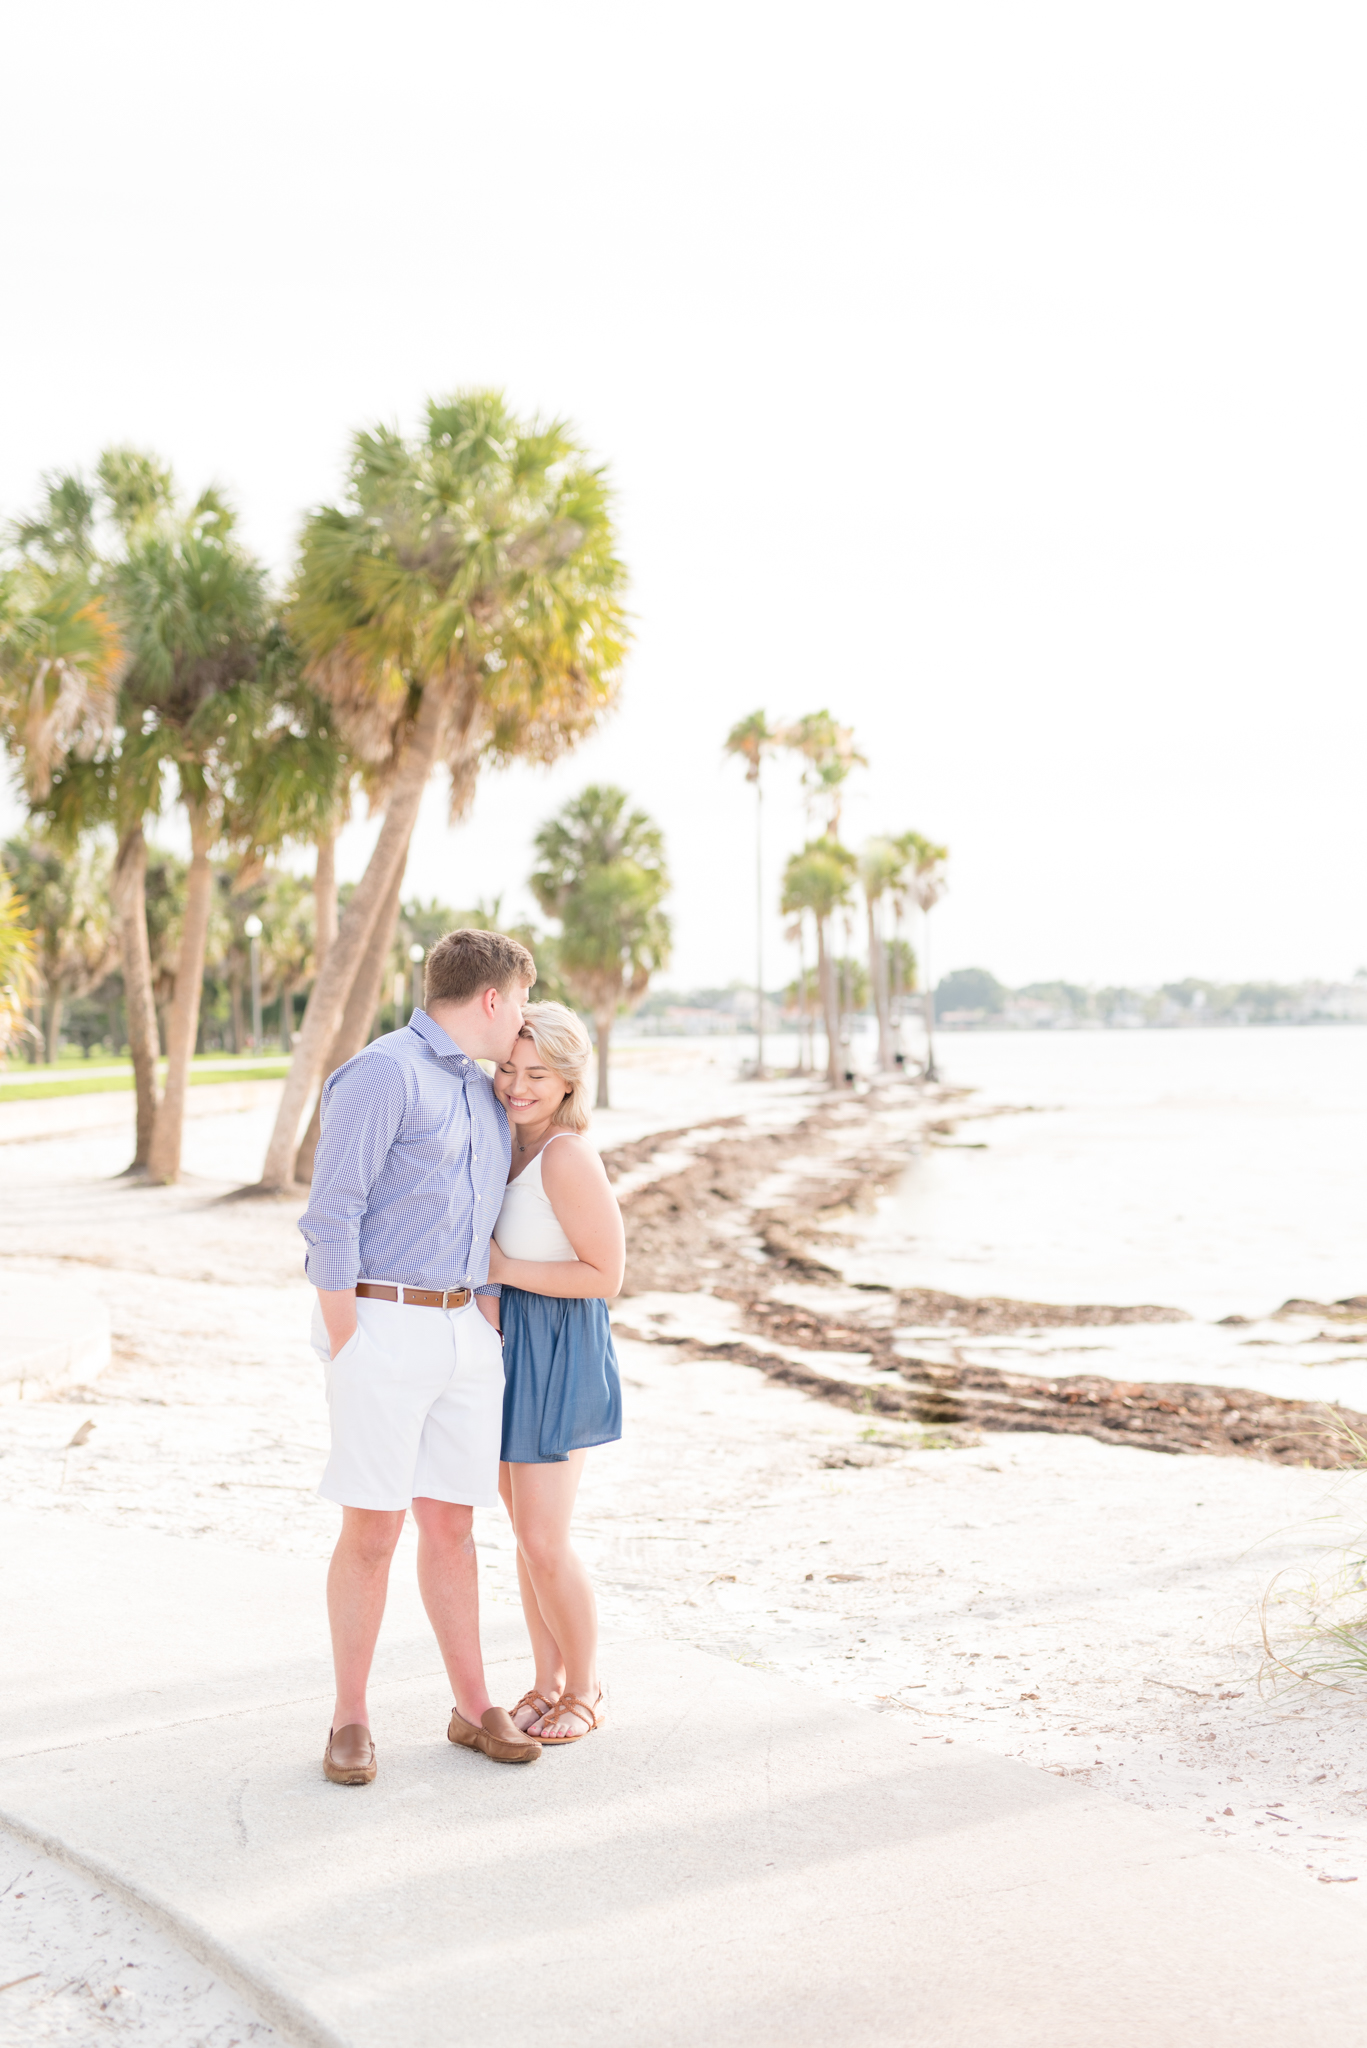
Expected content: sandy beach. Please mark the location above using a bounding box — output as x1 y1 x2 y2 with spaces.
3 1032 1367 2038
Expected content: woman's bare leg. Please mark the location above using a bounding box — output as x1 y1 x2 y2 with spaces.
506 1452 600 1734
499 1460 566 1727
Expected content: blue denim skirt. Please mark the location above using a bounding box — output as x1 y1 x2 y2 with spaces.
499 1288 623 1464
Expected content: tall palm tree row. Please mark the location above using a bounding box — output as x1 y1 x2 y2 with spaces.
1 392 628 1166
1 456 350 1175
723 708 949 1082
257 389 629 1190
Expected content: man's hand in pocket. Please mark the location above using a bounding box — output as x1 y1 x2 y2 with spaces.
317 1288 359 1359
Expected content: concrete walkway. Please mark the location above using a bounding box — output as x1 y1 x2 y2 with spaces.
2 1508 1364 2048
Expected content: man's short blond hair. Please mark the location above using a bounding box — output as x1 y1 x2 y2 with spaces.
423 929 536 1007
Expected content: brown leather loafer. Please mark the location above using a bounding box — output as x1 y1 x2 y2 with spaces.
447 1705 541 1764
324 1724 377 1785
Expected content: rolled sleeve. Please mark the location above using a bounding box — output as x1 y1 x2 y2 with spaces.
475 1282 501 1299
298 1058 409 1290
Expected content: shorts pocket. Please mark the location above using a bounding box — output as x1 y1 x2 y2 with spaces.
323 1324 365 1401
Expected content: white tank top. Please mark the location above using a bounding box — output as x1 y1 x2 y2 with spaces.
493 1133 578 1262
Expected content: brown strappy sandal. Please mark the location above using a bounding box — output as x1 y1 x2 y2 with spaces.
512 1689 559 1733
536 1689 603 1745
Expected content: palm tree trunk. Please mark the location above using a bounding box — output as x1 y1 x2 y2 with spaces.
796 920 809 1072
45 990 64 1064
146 795 215 1183
816 917 841 1085
258 682 450 1191
753 770 765 1076
112 824 162 1169
293 859 407 1185
922 906 938 1083
313 824 338 973
868 897 892 1070
594 1007 613 1109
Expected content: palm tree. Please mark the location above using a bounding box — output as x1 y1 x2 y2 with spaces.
781 712 866 835
0 465 169 1151
781 838 855 1085
113 492 269 1181
783 916 813 1071
257 390 629 1190
898 831 948 1081
289 861 407 1186
223 636 353 979
256 871 316 1051
0 873 39 1061
531 786 671 1109
723 710 781 1075
859 836 905 1072
0 832 118 1060
0 568 121 803
5 452 179 1164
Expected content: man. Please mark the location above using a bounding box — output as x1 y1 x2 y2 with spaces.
300 927 537 1785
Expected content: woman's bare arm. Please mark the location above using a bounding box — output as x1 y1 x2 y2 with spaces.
486 1138 625 1299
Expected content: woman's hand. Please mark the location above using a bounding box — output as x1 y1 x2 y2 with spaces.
486 1239 510 1282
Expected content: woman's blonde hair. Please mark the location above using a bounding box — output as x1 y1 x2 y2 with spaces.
518 1001 593 1132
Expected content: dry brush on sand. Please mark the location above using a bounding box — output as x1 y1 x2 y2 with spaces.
603 1091 1367 1471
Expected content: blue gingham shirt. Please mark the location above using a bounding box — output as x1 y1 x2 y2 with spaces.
298 1008 510 1295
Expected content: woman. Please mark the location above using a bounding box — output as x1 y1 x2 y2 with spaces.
487 1002 625 1744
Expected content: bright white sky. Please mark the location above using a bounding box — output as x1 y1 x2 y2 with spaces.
3 2 1364 991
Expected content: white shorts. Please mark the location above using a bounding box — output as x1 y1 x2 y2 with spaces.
310 1292 505 1511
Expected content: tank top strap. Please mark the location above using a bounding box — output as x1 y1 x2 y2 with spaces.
538 1129 577 1156
519 1128 574 1187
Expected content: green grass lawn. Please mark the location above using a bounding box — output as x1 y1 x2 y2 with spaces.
0 1059 290 1105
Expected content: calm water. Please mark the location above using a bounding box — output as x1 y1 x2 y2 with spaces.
848 1026 1367 1323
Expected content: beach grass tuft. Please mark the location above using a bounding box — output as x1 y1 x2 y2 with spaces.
1258 1412 1367 1693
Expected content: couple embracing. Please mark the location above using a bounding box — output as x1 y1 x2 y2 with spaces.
299 927 625 1784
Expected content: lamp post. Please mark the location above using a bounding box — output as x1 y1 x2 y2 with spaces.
409 943 425 1022
244 915 263 1052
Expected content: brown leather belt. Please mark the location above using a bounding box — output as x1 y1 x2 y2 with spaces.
356 1282 474 1310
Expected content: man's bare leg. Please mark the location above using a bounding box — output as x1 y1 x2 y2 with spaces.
328 1506 407 1730
498 1461 567 1725
411 1496 495 1726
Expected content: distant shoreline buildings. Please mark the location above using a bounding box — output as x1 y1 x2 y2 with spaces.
931 967 1367 1031
627 972 1367 1036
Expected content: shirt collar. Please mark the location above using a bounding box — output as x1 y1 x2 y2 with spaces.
408 1007 472 1066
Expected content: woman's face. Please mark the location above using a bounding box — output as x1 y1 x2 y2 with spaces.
495 1032 569 1127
